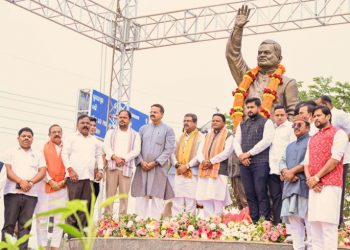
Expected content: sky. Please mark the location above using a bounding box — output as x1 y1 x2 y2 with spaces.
1 0 350 155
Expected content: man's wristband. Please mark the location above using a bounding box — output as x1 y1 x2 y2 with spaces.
28 181 34 186
175 163 180 169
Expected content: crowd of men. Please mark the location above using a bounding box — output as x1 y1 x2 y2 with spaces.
0 96 350 250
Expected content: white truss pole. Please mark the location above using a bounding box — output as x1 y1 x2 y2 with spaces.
107 0 139 128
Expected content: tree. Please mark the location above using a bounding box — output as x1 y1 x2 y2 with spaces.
298 77 350 112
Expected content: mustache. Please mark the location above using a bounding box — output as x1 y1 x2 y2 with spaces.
83 126 89 129
54 135 61 138
150 115 155 118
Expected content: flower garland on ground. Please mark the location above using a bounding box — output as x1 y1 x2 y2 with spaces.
97 210 350 246
97 208 286 243
230 64 285 128
339 225 350 246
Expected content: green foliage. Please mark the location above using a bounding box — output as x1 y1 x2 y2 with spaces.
0 233 30 250
224 114 233 132
298 77 350 112
26 184 126 250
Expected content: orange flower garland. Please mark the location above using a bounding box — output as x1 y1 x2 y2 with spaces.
230 64 285 128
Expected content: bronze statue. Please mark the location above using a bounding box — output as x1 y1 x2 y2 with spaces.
226 5 298 121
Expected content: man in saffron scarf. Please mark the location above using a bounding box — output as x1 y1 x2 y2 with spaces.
226 5 298 119
104 110 141 215
196 113 233 217
305 106 348 250
171 113 203 215
35 124 68 250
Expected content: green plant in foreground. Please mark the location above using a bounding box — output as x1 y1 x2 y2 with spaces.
25 187 126 250
0 234 31 250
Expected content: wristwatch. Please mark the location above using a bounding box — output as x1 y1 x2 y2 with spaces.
155 161 160 166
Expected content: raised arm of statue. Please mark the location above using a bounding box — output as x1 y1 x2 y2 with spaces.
225 5 251 85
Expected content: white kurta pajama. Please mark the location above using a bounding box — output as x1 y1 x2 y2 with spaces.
35 183 68 248
196 134 234 217
34 144 68 249
171 131 203 216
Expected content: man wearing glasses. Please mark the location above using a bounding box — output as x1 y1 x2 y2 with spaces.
280 115 312 250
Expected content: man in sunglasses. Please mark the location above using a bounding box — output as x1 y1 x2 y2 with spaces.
280 115 312 250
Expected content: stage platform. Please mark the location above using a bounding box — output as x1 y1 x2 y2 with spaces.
64 238 350 250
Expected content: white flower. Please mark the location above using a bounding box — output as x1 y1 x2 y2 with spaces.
161 230 166 236
135 216 142 222
228 221 235 228
239 225 247 233
219 223 227 230
126 221 133 228
146 224 155 231
187 225 195 232
209 223 216 230
201 232 208 240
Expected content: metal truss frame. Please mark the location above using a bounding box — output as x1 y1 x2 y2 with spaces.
5 0 350 120
132 0 350 49
107 0 139 127
7 0 121 46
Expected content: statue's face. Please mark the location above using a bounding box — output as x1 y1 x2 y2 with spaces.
257 44 280 69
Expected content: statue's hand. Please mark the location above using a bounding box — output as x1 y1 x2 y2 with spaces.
235 5 251 28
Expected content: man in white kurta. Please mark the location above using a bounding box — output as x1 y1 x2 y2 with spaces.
196 114 233 217
171 113 203 216
62 115 104 232
269 105 295 224
305 106 348 250
298 102 318 136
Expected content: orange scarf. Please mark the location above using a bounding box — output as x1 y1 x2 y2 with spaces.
175 129 200 178
43 141 66 193
199 127 228 179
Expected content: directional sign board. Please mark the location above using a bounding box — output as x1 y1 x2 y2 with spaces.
78 89 149 139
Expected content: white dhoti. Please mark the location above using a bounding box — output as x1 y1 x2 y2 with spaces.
308 185 342 250
196 175 232 217
135 197 164 220
172 175 197 215
35 186 68 248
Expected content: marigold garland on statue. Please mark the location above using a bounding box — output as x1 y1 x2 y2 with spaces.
230 64 286 128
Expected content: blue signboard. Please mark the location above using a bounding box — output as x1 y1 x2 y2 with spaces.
90 89 148 139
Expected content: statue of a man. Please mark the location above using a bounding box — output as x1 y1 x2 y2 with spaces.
226 5 298 120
